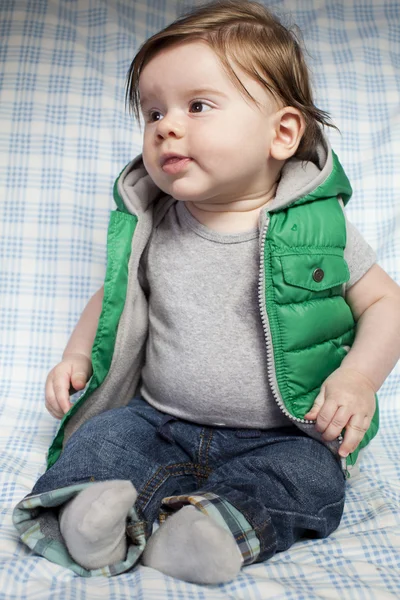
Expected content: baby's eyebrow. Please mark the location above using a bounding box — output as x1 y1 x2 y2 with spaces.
185 87 228 99
139 87 228 108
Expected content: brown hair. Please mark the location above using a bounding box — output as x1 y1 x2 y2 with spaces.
126 0 337 162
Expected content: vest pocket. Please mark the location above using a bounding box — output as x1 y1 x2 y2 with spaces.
281 254 350 292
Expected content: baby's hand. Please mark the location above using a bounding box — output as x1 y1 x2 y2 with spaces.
45 353 92 419
304 367 376 458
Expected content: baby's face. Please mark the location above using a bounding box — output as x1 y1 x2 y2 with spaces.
139 41 280 205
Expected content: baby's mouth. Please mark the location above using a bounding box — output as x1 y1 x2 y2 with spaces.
161 156 192 174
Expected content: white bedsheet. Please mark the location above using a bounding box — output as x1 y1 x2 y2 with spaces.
1 0 399 598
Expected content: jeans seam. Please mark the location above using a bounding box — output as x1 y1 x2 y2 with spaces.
166 466 212 479
137 467 168 509
136 462 212 509
137 462 190 505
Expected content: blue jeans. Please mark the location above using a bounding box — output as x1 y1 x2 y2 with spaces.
33 397 345 564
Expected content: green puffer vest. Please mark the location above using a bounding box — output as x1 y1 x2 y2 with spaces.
46 149 379 473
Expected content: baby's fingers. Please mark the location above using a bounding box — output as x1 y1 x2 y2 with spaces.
317 404 351 441
45 372 72 419
45 391 64 420
45 377 60 418
339 414 370 458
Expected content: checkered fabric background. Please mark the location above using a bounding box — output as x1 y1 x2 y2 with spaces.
0 0 399 598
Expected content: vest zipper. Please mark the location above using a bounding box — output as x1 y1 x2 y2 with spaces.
258 216 308 422
258 216 347 474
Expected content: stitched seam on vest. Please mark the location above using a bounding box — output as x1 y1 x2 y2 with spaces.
289 278 347 288
281 281 348 292
284 327 355 354
278 297 348 307
272 246 344 255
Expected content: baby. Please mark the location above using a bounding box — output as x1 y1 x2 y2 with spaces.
14 0 400 585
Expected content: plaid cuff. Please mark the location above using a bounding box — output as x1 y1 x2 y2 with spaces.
13 482 147 577
160 492 260 566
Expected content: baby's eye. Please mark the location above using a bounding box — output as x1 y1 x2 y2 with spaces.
147 110 163 122
189 101 212 114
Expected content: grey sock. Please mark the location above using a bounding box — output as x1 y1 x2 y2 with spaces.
142 505 243 584
59 480 137 570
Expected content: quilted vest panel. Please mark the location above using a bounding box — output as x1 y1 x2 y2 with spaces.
263 194 379 466
264 196 356 418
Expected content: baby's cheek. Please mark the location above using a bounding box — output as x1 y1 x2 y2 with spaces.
142 148 152 172
142 151 161 185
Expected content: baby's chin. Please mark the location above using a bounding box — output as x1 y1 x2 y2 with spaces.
159 182 213 203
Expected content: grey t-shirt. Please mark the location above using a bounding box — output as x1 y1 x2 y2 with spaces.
139 201 376 429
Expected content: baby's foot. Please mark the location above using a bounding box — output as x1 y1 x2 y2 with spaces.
59 480 137 570
142 505 243 584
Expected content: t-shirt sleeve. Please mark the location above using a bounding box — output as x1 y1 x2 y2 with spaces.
344 216 376 290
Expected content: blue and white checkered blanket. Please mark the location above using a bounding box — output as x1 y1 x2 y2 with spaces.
1 0 399 597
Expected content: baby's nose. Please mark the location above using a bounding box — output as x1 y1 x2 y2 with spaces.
156 113 185 139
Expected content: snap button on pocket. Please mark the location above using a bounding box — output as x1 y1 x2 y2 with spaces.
312 268 325 282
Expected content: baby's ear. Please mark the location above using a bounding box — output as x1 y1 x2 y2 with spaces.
270 107 305 161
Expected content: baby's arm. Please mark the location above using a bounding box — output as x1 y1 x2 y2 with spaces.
45 286 104 419
305 264 400 457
